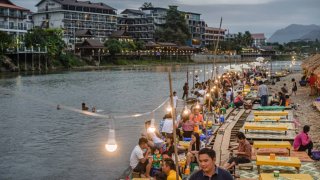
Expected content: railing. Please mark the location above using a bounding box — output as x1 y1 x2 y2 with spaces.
0 24 27 30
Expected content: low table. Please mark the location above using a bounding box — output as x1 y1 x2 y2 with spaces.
253 141 291 155
254 111 288 118
256 155 301 174
254 116 281 121
259 173 313 180
244 123 288 134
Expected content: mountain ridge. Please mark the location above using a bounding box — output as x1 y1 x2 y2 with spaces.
268 24 320 43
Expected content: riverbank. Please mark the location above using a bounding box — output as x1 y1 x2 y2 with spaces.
269 72 320 169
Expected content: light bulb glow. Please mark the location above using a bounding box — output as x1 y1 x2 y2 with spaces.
147 126 156 133
166 106 172 112
105 144 117 152
106 129 118 152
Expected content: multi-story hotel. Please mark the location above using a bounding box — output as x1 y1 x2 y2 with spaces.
117 9 154 42
32 0 117 49
204 27 226 46
251 33 266 47
0 0 33 37
184 11 206 48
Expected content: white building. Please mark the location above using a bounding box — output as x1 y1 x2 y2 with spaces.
0 0 33 37
32 0 117 49
204 27 226 46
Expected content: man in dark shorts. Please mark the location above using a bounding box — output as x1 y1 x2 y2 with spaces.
129 137 152 178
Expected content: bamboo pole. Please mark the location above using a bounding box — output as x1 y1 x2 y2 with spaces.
168 71 180 180
211 17 223 79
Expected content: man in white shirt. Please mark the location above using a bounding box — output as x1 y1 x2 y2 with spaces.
130 137 152 177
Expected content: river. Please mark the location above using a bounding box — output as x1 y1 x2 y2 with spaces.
0 62 301 180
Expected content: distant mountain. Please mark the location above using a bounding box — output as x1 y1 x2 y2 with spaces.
299 29 320 41
268 24 320 44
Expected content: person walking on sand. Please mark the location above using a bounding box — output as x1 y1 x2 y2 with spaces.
291 78 298 96
182 82 189 99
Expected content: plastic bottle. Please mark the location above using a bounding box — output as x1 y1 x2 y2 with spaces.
219 114 225 124
184 166 190 175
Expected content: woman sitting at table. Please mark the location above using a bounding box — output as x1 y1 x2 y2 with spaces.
294 125 313 156
186 132 201 169
224 132 252 170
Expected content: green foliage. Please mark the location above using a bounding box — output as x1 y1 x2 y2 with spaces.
135 40 145 50
0 31 13 54
58 52 85 68
155 6 190 45
104 39 122 56
25 28 65 59
121 41 136 52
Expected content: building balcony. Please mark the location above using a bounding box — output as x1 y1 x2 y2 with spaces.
0 24 27 30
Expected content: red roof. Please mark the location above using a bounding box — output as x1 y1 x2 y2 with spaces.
251 33 266 39
0 0 30 11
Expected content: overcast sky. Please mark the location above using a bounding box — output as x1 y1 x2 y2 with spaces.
12 0 320 38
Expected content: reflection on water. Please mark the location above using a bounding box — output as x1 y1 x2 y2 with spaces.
0 62 300 180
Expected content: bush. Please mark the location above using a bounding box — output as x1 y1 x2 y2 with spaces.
58 53 86 68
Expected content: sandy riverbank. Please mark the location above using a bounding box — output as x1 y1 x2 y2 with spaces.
268 72 320 169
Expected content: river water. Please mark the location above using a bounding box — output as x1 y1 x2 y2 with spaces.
0 62 300 180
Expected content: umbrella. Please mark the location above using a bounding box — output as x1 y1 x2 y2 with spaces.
250 62 262 66
240 64 251 69
256 57 265 62
223 65 242 72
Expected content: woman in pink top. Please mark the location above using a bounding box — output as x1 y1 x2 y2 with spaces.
180 114 195 138
293 125 313 156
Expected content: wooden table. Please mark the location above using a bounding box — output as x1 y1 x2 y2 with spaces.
244 123 288 134
253 141 291 155
256 155 301 174
259 173 313 180
254 111 288 118
254 116 281 121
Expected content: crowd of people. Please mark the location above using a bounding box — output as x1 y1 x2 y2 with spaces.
127 65 317 179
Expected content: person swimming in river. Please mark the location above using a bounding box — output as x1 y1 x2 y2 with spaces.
92 106 96 113
82 103 89 111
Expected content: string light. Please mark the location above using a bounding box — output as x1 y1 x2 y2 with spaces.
166 106 172 112
105 129 117 152
147 112 156 133
183 106 189 115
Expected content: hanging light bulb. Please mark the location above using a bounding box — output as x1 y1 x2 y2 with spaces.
183 106 189 115
148 113 156 133
166 106 172 112
105 129 117 152
195 103 200 109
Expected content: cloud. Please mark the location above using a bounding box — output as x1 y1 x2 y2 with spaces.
176 0 277 5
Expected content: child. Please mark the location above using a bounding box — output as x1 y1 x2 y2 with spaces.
285 95 291 107
149 147 162 176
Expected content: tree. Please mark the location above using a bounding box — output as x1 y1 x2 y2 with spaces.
140 2 153 9
104 39 122 56
135 40 145 50
24 28 65 59
0 31 13 54
155 6 190 45
243 31 253 47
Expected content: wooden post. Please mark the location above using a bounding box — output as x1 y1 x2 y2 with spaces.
168 71 180 180
38 53 41 71
24 52 27 71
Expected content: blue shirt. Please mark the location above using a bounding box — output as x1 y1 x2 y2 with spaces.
189 166 233 180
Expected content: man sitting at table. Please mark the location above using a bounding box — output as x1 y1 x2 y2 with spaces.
223 132 252 170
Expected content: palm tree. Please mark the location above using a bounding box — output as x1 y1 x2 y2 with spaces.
140 2 153 9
